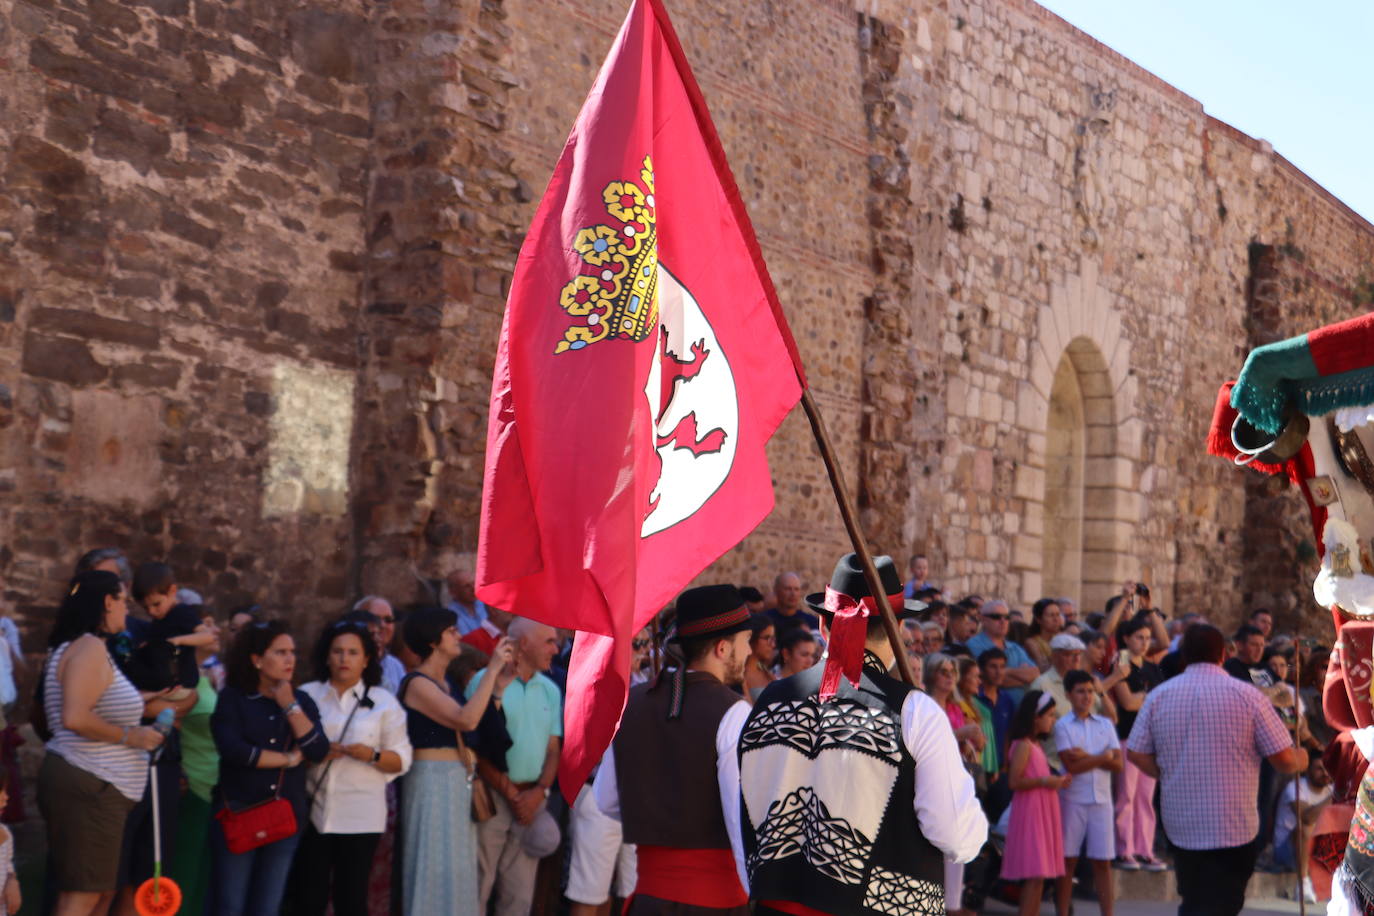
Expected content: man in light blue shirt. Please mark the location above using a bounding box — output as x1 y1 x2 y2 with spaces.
963 599 1039 706
1054 669 1123 916
468 617 563 916
446 568 489 635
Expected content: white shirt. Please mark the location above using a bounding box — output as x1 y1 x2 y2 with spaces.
901 689 989 863
300 681 413 834
1275 778 1331 843
594 699 752 892
1054 712 1119 805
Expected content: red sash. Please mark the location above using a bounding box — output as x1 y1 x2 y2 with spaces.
632 846 748 908
758 901 831 916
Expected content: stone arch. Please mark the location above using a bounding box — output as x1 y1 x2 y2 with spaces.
1043 349 1086 602
1013 258 1141 613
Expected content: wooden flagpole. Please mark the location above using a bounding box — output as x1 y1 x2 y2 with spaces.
800 390 917 687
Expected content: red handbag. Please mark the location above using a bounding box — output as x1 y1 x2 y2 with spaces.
215 769 297 854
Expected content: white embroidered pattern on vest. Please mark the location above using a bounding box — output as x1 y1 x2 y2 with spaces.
862 867 944 916
740 699 901 758
750 787 870 885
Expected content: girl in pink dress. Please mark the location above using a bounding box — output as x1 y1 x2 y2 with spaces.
1004 690 1069 916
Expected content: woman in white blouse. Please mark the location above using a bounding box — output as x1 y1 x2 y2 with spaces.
294 621 413 916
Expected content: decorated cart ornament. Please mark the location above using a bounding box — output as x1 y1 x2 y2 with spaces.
1205 310 1374 912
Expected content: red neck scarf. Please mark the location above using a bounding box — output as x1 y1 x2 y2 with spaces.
819 586 903 701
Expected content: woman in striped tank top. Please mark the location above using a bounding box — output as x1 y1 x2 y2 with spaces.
38 570 166 916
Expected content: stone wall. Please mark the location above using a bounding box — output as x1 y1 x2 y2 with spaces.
2 0 1372 650
351 0 526 603
1203 121 1374 631
0 0 370 640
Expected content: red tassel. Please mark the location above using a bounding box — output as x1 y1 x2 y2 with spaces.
818 586 907 702
819 604 867 702
819 587 906 701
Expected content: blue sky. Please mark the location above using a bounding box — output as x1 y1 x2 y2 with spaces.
1037 0 1374 223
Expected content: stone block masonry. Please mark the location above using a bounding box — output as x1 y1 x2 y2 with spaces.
1 0 370 637
1 0 1372 660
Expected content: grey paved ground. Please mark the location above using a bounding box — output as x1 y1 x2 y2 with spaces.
981 897 1316 914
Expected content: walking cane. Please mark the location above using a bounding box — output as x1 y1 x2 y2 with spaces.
1294 632 1306 916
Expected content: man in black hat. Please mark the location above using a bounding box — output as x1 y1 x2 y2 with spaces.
593 584 754 915
738 553 987 916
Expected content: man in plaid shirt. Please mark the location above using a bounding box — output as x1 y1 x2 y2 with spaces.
1126 624 1308 916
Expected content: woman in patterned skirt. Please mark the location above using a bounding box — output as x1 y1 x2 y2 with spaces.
397 607 513 916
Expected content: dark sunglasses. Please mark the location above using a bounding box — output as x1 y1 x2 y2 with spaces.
982 613 1009 621
631 639 650 650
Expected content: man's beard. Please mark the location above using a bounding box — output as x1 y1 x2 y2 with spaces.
724 646 747 686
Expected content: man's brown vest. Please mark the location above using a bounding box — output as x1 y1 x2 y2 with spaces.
613 671 740 849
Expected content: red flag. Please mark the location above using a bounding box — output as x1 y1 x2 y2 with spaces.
476 0 805 794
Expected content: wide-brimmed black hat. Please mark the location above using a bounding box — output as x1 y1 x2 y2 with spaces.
659 584 753 720
806 553 926 620
671 584 753 642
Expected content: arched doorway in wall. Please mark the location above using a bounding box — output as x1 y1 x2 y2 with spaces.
1013 262 1142 612
1043 351 1085 601
1041 337 1128 613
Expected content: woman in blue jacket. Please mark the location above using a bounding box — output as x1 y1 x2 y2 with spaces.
210 619 329 916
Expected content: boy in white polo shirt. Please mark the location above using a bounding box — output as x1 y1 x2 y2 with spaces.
1054 669 1124 916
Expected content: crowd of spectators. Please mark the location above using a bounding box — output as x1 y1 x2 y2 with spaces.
884 557 1329 911
0 547 1339 915
20 549 551 916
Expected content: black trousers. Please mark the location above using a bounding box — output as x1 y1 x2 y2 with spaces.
1172 839 1259 916
292 824 381 916
1257 760 1283 852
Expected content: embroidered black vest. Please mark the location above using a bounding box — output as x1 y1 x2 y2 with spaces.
739 655 945 916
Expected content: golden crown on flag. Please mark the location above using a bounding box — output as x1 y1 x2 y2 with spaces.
555 156 659 354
